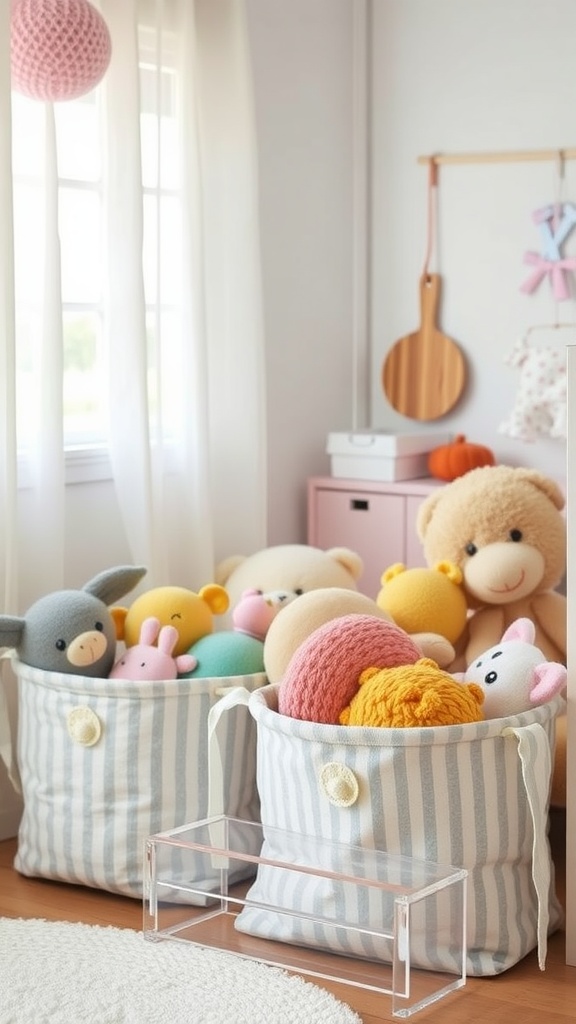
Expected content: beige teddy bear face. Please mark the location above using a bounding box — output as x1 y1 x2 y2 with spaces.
215 544 363 620
416 465 566 605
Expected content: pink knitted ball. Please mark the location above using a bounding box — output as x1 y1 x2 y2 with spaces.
278 613 421 724
11 0 112 102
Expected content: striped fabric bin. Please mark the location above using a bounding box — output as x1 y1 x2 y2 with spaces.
12 658 266 897
235 684 565 976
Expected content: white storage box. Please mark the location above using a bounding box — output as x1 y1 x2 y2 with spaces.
327 430 450 482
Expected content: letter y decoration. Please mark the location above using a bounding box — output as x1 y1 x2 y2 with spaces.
521 202 576 301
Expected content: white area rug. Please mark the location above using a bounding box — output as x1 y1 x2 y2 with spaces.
0 917 362 1024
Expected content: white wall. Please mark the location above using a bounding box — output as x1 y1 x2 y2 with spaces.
246 0 357 543
369 0 576 483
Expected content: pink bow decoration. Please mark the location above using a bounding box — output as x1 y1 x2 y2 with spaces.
520 202 576 301
521 250 576 301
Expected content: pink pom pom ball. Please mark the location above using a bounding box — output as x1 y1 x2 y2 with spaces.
11 0 112 102
278 613 421 724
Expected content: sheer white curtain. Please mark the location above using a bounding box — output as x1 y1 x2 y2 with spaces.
102 0 267 588
0 0 267 614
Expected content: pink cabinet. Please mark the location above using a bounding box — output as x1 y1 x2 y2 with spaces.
307 476 443 600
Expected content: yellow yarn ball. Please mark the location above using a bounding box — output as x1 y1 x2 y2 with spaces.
339 658 485 728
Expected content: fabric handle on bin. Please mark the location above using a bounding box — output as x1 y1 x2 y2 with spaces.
0 652 21 794
502 721 552 970
207 686 253 867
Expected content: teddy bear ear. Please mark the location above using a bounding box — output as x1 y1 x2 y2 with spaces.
415 490 444 540
214 555 246 587
380 562 406 586
325 547 364 582
432 560 463 586
516 469 565 512
198 583 230 616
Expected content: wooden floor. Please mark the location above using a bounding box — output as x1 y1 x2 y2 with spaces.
1 810 574 1024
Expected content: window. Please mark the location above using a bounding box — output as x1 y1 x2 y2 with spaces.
11 27 181 460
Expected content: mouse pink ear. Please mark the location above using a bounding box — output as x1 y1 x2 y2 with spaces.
500 617 535 645
530 662 567 705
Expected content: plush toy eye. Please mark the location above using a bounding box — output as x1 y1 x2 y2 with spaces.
465 542 477 556
95 621 104 632
484 671 498 685
294 588 304 596
55 638 66 651
509 529 523 542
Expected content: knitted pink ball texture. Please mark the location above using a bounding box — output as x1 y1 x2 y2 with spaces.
11 0 112 102
278 613 421 724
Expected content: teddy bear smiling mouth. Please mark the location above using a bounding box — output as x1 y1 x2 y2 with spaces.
488 569 525 594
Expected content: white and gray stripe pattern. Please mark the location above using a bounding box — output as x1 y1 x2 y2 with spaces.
13 659 266 898
235 685 564 977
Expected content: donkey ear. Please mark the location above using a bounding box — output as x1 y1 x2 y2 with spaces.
0 616 26 650
83 565 147 606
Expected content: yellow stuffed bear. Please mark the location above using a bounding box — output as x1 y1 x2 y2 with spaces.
376 561 468 647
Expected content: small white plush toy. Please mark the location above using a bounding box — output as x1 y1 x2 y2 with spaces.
457 617 566 719
499 335 566 442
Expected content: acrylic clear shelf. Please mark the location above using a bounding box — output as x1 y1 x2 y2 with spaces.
144 815 468 1019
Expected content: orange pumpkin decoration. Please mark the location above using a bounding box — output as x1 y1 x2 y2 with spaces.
428 434 495 482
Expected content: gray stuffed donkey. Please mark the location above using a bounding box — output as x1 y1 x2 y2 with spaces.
0 565 146 677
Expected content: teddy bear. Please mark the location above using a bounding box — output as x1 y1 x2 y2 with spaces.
376 561 468 648
111 583 230 656
416 465 566 668
416 463 567 807
214 544 364 629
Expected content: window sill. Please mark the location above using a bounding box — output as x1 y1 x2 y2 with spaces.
65 446 112 484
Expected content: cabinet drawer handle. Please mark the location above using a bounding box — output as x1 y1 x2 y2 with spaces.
350 498 369 511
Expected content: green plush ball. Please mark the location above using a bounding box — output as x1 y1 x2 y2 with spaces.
182 631 265 678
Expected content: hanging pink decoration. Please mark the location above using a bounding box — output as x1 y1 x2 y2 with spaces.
10 0 112 102
520 202 576 302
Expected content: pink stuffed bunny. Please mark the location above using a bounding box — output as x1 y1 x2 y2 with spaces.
109 616 197 681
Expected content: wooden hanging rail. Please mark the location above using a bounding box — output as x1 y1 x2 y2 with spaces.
418 147 576 167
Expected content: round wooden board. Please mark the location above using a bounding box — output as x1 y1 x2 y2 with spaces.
382 274 466 420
